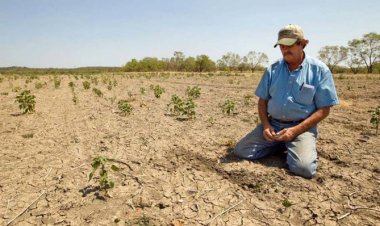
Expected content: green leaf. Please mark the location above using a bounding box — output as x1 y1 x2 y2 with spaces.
111 165 120 171
88 172 94 181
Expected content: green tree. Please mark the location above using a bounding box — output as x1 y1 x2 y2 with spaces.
318 46 348 73
218 52 241 71
183 57 197 72
245 51 269 72
346 51 363 74
348 32 380 73
124 59 140 72
195 55 216 72
170 51 185 71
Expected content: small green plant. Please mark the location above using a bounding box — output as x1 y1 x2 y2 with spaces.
22 133 34 138
15 90 36 114
82 81 91 90
369 106 380 135
152 85 165 98
167 94 196 119
91 77 99 85
282 198 293 208
221 100 235 115
168 94 183 115
92 88 103 97
68 81 75 88
72 94 78 104
89 156 120 191
186 86 201 99
54 78 61 89
118 100 133 115
182 98 196 118
107 82 113 91
243 94 254 106
140 87 146 94
34 82 45 89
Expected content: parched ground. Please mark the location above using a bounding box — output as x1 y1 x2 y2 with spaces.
0 72 379 226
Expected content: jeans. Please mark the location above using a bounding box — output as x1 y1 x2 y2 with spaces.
234 119 318 178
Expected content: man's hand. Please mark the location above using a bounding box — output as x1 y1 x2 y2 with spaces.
274 128 297 142
263 126 277 142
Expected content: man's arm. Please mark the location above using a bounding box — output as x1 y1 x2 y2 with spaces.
275 106 331 142
258 98 277 141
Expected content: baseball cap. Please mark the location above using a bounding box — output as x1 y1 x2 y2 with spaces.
274 24 305 48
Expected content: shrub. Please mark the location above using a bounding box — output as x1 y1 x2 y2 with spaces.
82 81 91 90
221 100 235 115
186 86 201 99
34 82 44 89
15 90 36 113
92 88 103 97
369 106 380 135
167 94 196 119
118 100 133 115
54 78 61 88
152 85 165 98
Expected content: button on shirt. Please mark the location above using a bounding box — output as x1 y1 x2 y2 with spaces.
255 55 339 121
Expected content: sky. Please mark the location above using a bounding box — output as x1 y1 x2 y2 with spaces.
1 0 379 68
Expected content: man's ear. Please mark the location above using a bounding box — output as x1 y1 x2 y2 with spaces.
301 40 309 49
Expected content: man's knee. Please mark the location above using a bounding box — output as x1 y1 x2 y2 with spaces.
288 159 317 178
233 141 252 159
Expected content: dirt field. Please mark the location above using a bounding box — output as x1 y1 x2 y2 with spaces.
0 72 379 225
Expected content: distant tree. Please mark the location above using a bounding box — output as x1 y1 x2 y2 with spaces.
218 52 241 71
346 51 364 74
139 57 166 71
348 32 380 73
245 51 268 72
318 46 348 73
124 59 140 72
183 57 197 72
238 56 249 72
169 51 186 71
195 55 216 72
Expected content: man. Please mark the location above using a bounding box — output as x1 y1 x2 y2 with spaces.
233 24 339 178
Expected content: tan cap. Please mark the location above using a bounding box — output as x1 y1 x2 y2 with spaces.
274 24 305 48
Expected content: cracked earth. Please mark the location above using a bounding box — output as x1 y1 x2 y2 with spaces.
1 72 379 225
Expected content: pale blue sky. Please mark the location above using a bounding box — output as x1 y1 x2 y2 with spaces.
1 0 379 68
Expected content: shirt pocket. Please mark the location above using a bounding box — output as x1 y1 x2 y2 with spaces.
293 83 315 105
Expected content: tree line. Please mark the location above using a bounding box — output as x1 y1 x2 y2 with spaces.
318 32 380 74
125 32 379 74
124 51 268 72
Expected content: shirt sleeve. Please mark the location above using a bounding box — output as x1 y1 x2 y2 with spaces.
314 68 339 108
255 69 271 100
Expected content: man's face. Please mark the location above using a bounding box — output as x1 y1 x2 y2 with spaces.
279 42 304 65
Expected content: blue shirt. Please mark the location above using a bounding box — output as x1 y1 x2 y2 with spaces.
255 55 339 121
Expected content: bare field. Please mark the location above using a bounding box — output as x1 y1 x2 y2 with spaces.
0 72 379 225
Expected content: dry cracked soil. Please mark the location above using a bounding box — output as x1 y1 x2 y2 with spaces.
0 72 379 225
